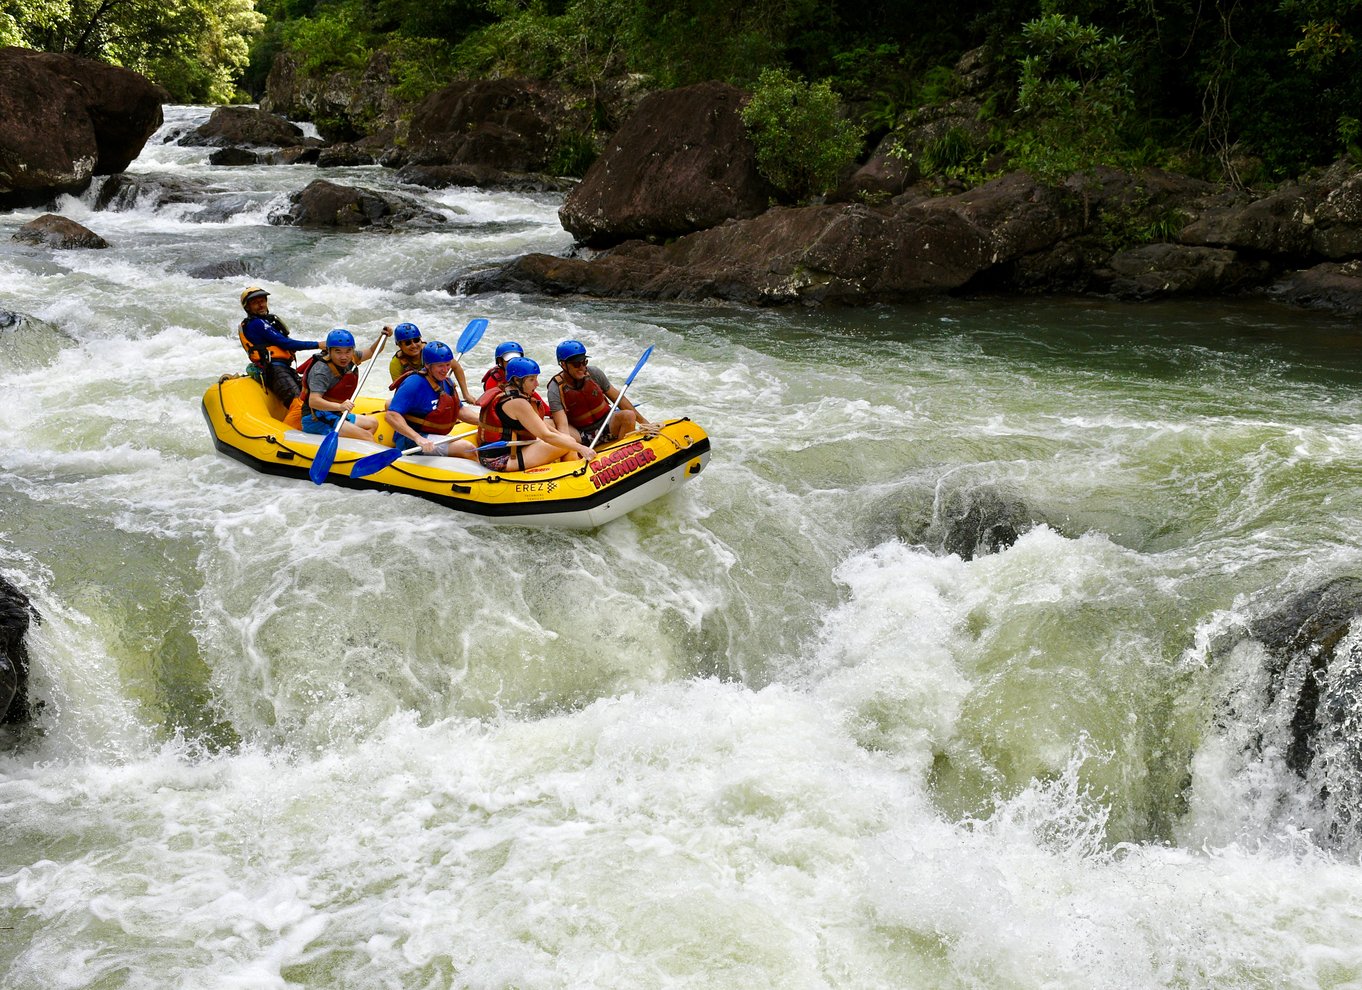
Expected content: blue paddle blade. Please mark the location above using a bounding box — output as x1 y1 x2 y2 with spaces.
625 345 653 385
456 318 488 357
349 446 404 479
309 430 340 484
474 440 507 453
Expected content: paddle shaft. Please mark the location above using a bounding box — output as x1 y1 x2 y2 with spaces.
589 346 652 449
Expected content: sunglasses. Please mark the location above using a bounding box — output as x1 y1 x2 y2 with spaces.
566 357 588 367
401 338 423 346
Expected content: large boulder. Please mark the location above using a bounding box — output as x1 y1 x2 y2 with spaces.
558 81 775 248
262 50 408 143
184 106 314 149
405 78 577 174
1180 160 1362 261
0 47 167 208
268 178 450 229
1268 260 1362 312
457 170 1080 305
1095 243 1269 300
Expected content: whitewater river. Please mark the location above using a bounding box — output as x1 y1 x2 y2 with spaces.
4 104 1362 989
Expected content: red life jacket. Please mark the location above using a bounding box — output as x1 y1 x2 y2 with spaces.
552 369 612 427
301 355 359 409
478 385 549 445
481 365 506 393
390 369 460 435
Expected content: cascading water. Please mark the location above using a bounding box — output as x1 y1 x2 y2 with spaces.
4 105 1362 988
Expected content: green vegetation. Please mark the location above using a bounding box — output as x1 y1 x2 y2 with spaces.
4 0 264 102
8 0 1362 186
740 68 861 202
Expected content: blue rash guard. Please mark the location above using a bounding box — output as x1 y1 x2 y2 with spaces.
389 373 457 451
241 314 319 361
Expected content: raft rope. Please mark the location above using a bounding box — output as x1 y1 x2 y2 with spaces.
214 379 692 489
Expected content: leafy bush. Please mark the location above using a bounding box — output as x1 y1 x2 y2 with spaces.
281 6 371 75
1007 12 1134 186
740 67 862 203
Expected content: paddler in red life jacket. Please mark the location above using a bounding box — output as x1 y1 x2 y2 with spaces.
299 326 392 442
389 321 476 403
237 286 321 408
547 339 656 445
478 340 525 399
384 340 480 459
477 357 595 472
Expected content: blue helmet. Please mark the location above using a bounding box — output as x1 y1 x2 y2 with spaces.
505 356 540 380
394 322 421 343
325 328 355 349
556 339 588 363
422 341 454 365
494 340 524 361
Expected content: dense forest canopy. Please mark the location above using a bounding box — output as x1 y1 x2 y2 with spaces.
5 0 1362 183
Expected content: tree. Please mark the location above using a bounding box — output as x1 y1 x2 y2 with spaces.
740 67 862 203
1008 10 1134 189
7 0 264 102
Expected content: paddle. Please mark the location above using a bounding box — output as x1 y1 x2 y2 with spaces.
474 439 535 453
456 317 488 359
348 429 477 479
308 332 390 485
589 345 653 448
346 319 486 479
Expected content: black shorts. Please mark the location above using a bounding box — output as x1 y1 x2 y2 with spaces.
580 418 611 445
262 361 302 405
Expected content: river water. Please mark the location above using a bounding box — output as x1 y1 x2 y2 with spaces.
3 104 1362 988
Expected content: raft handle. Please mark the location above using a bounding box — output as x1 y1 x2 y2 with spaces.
276 450 296 461
450 483 471 494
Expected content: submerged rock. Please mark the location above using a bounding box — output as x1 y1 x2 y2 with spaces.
13 214 110 249
1216 577 1362 848
933 484 1033 560
0 573 38 724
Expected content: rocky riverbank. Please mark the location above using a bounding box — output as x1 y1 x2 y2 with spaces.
7 46 1362 313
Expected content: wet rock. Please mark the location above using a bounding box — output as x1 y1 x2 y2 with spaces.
396 163 576 193
268 178 449 229
456 172 1079 305
95 173 184 211
932 484 1034 560
316 143 378 168
0 573 38 725
209 146 261 166
1226 577 1362 845
558 81 775 248
262 50 408 145
1268 260 1362 313
1096 243 1270 300
0 47 167 207
13 214 110 249
184 106 317 149
185 259 256 280
266 146 321 166
406 78 574 174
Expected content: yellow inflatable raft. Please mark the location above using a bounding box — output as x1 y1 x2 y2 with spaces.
201 375 710 528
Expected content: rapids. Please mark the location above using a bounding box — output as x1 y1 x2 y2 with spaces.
3 105 1362 988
